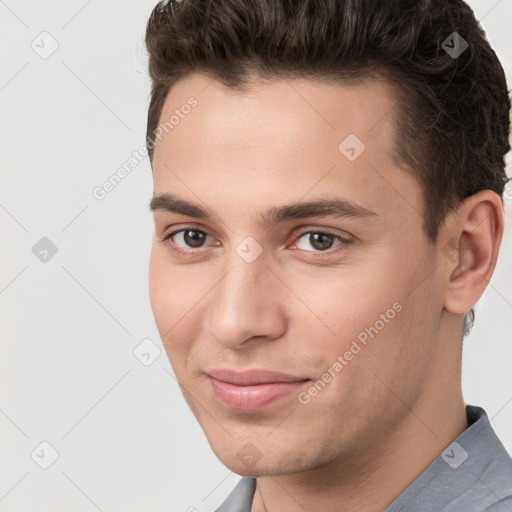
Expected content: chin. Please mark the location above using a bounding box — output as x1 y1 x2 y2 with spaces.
213 444 312 478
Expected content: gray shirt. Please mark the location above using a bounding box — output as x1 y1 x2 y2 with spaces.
215 405 512 511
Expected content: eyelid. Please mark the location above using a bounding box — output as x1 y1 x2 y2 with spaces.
159 225 217 253
289 227 352 254
160 222 215 241
291 226 351 242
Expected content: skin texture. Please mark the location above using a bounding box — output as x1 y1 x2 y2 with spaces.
148 73 503 512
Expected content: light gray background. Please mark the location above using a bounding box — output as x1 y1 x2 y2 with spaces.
0 1 511 510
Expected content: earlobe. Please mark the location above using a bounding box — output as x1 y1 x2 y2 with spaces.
443 190 504 315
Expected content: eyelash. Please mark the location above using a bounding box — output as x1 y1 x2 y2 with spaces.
158 226 352 257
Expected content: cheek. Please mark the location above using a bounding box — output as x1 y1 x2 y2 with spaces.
287 251 439 384
287 265 439 446
148 246 202 361
149 245 201 324
148 245 174 331
283 262 398 350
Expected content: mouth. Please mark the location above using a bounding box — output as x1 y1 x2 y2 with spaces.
206 368 311 411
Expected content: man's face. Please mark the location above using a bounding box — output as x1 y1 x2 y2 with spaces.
149 73 446 476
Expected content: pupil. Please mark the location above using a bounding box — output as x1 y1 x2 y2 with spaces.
311 233 333 250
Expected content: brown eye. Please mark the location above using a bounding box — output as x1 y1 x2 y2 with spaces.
295 231 345 252
181 229 208 248
162 228 212 251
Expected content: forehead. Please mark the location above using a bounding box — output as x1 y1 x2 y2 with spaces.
151 73 422 225
154 72 399 154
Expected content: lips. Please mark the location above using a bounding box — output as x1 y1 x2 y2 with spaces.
207 368 310 411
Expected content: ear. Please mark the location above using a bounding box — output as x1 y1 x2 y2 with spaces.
441 190 504 315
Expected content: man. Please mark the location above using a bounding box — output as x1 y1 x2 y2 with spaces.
144 0 512 510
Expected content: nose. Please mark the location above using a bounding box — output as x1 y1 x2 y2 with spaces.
204 250 287 350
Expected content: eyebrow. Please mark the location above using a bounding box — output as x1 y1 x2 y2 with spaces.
149 193 378 225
